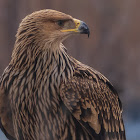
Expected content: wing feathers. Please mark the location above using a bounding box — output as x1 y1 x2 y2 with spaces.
60 73 126 140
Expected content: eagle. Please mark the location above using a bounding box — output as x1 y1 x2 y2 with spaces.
0 9 126 140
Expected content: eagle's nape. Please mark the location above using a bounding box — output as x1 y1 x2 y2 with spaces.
0 9 126 140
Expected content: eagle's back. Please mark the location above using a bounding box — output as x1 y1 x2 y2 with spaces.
0 54 126 140
60 58 126 140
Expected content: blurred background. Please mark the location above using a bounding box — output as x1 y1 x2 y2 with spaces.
0 0 140 139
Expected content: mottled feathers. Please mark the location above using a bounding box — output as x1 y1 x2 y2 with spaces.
60 63 125 140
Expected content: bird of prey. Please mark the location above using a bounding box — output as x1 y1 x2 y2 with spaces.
0 9 126 140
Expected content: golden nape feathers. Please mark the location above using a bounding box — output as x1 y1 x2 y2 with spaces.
0 9 125 140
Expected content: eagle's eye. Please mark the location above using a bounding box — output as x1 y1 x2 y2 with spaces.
57 20 65 27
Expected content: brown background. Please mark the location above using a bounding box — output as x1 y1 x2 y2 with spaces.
0 0 140 139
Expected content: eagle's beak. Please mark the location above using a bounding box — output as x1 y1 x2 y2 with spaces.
61 18 90 37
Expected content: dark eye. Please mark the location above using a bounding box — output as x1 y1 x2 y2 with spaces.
57 20 64 27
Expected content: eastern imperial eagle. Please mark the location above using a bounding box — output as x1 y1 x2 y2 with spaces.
0 9 126 140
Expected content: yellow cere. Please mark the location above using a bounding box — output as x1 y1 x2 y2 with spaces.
61 18 81 33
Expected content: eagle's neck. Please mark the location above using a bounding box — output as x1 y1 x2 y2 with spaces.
40 43 74 87
3 41 74 106
11 38 74 81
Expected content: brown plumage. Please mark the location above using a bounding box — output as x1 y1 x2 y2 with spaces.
0 9 125 140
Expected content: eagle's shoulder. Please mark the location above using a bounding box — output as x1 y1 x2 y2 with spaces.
60 60 126 140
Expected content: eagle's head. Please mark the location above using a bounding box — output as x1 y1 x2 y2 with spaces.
16 9 89 45
12 9 89 66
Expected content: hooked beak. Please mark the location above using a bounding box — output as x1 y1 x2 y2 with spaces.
61 18 90 37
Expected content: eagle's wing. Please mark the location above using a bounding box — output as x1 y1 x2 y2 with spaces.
60 71 126 140
0 78 16 140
